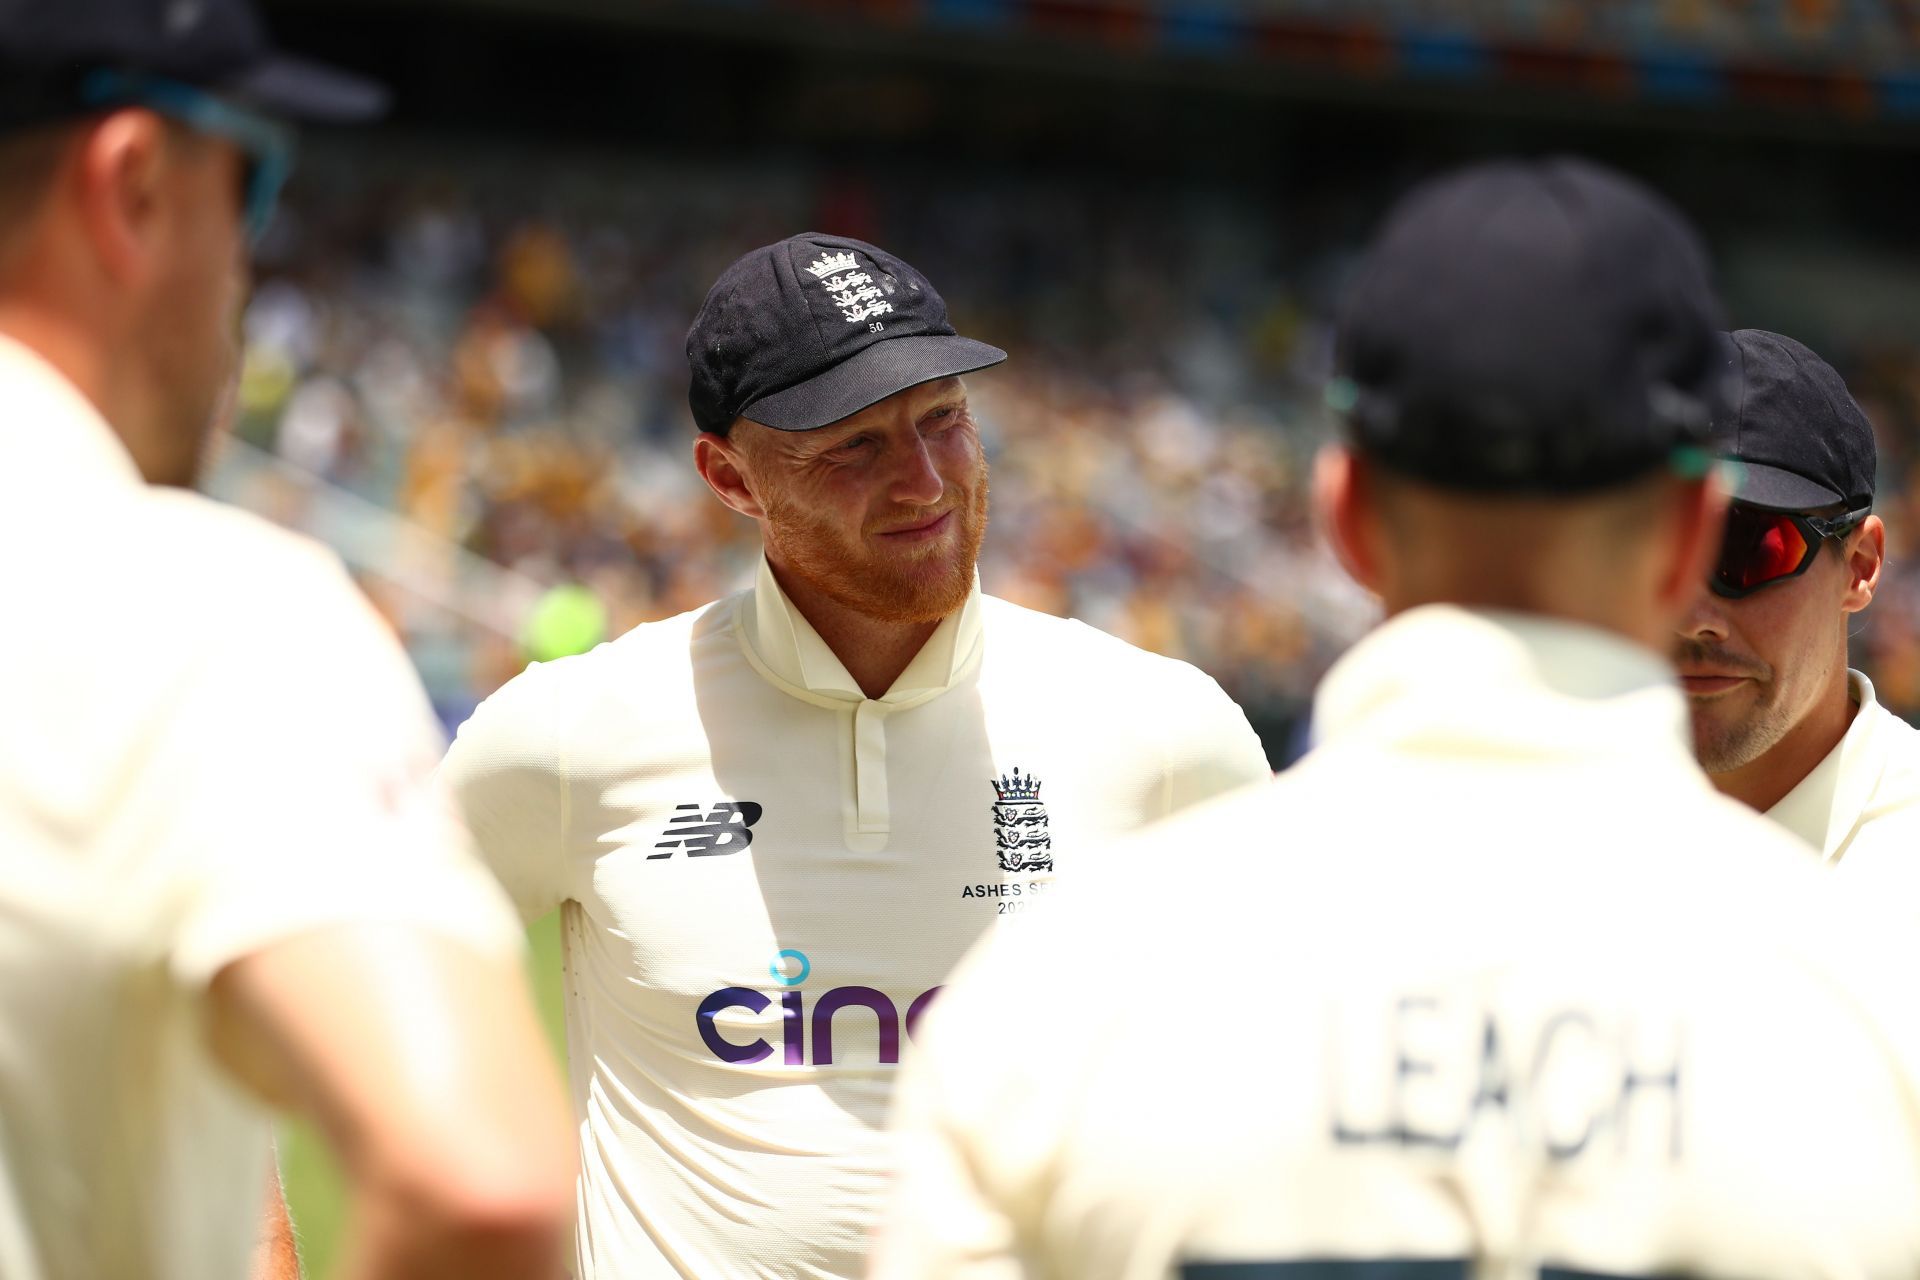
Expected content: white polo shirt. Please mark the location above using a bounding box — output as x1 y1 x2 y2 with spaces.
0 336 522 1280
879 606 1920 1280
1767 669 1920 892
441 555 1270 1280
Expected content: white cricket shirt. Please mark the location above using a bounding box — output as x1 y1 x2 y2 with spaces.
1766 669 1920 892
0 336 522 1280
441 555 1271 1280
880 606 1920 1280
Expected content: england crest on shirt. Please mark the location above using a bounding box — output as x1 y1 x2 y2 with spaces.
991 767 1052 873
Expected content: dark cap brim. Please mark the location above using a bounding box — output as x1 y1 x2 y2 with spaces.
740 335 1007 432
1732 460 1847 512
224 53 389 123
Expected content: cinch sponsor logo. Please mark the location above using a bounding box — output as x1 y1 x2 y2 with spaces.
695 949 941 1066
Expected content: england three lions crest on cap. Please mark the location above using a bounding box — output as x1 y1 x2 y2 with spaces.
991 768 1052 873
807 249 896 327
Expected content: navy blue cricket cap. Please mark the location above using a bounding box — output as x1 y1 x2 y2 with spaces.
1333 157 1732 493
1715 328 1875 513
0 0 387 128
686 233 1007 435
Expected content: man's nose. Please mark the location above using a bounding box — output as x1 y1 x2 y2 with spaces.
1678 590 1731 643
888 433 946 507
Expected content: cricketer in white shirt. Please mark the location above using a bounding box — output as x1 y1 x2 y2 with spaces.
878 606 1920 1280
441 551 1270 1280
1675 328 1917 884
0 335 534 1278
1768 669 1920 880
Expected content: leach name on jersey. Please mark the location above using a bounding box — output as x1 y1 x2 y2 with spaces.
439 554 1271 1280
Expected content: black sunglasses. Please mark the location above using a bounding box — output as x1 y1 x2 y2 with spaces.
1710 501 1870 599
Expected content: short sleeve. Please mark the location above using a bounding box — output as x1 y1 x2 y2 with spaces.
161 545 522 990
1162 667 1272 816
438 660 570 924
877 922 1056 1280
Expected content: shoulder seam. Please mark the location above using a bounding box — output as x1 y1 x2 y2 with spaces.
538 666 571 898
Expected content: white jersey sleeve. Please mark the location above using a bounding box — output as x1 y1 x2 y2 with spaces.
1157 666 1271 814
162 530 521 989
438 659 571 923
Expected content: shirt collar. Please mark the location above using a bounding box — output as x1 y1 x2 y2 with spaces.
1314 604 1694 763
737 554 984 706
0 332 143 491
1767 669 1883 860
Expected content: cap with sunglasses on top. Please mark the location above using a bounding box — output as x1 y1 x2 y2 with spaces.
0 0 389 240
1709 329 1876 599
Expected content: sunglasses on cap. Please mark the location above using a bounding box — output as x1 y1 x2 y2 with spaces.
1710 501 1870 599
77 70 294 245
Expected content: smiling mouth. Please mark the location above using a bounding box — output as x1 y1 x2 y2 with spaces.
876 511 953 540
1678 674 1751 696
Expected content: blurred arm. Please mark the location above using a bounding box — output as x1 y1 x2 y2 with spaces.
139 529 577 1278
210 925 575 1280
875 936 1048 1280
251 1163 301 1280
872 1104 1028 1280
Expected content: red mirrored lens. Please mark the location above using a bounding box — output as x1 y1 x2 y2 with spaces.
1716 508 1812 593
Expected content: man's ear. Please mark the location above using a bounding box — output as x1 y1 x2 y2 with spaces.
693 430 765 520
1843 513 1886 615
73 110 170 288
1313 444 1382 595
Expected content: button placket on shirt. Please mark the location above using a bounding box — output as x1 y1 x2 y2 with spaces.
852 700 891 836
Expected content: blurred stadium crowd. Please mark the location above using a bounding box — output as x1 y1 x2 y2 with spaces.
208 138 1920 760
1114 0 1920 66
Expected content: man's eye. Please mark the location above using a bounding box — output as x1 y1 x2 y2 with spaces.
923 408 959 429
829 436 873 457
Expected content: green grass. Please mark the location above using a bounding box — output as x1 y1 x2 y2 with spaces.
279 912 567 1278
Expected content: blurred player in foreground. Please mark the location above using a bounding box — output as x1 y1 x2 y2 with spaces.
0 2 573 1277
1676 329 1920 879
438 233 1270 1278
877 160 1920 1279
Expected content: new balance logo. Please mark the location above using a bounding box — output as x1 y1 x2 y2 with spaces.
650 802 763 857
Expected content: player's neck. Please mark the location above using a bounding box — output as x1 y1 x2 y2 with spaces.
1709 668 1859 815
767 559 945 701
0 305 153 479
0 308 111 424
